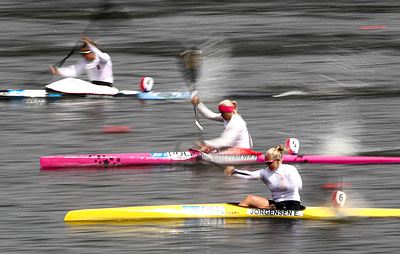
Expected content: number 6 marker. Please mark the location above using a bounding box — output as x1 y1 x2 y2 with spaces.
332 190 347 208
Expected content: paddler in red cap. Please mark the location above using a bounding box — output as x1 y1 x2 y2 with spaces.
191 94 253 153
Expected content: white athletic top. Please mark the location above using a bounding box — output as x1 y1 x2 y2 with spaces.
197 102 253 149
57 43 114 84
232 164 302 202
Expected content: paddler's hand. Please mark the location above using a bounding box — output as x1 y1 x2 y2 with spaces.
48 65 59 76
191 93 200 105
224 166 235 176
80 35 93 45
194 141 204 149
201 145 214 153
195 141 215 153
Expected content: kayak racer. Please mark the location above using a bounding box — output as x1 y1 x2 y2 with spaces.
224 144 303 210
49 35 114 87
191 93 253 153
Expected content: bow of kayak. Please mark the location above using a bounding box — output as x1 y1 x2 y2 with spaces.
283 154 400 164
40 151 201 168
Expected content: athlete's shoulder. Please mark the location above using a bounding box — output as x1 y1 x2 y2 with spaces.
282 163 298 171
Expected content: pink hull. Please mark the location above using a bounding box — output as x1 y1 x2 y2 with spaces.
40 149 400 168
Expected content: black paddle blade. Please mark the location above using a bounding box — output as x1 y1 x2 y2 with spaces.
90 0 133 20
180 49 202 84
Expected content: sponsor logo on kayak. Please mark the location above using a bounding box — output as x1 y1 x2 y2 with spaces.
151 152 168 157
247 209 303 217
151 151 193 159
1 90 49 97
182 205 226 215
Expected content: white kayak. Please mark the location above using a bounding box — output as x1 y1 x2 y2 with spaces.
0 77 189 100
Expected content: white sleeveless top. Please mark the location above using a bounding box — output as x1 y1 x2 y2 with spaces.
57 43 114 84
197 102 253 149
233 164 302 202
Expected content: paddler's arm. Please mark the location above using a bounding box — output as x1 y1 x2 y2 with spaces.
82 37 111 63
49 64 79 77
224 166 260 180
284 167 303 191
50 63 82 78
191 94 223 121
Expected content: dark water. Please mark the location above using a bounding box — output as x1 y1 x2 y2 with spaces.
1 1 400 253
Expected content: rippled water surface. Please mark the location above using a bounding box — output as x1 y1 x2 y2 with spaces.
1 1 400 253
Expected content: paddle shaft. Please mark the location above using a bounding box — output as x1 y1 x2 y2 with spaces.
55 41 82 68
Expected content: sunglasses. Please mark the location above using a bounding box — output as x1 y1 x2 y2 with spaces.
265 159 277 165
80 50 91 55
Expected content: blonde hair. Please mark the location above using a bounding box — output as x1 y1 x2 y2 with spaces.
265 144 288 160
219 99 239 115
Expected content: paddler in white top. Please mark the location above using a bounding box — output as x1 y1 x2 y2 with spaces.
224 144 303 210
49 35 114 87
191 94 253 153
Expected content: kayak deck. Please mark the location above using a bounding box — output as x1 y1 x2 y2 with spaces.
64 203 400 222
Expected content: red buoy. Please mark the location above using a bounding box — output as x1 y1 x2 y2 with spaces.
102 126 132 134
139 77 154 92
322 182 352 190
360 25 387 30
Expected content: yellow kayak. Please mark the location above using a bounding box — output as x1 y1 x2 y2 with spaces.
64 203 400 222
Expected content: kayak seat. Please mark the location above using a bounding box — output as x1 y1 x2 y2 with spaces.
228 203 306 211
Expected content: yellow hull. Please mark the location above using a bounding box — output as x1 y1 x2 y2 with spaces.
64 203 400 222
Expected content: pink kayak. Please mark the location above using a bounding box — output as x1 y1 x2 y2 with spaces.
283 154 400 164
40 148 400 169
